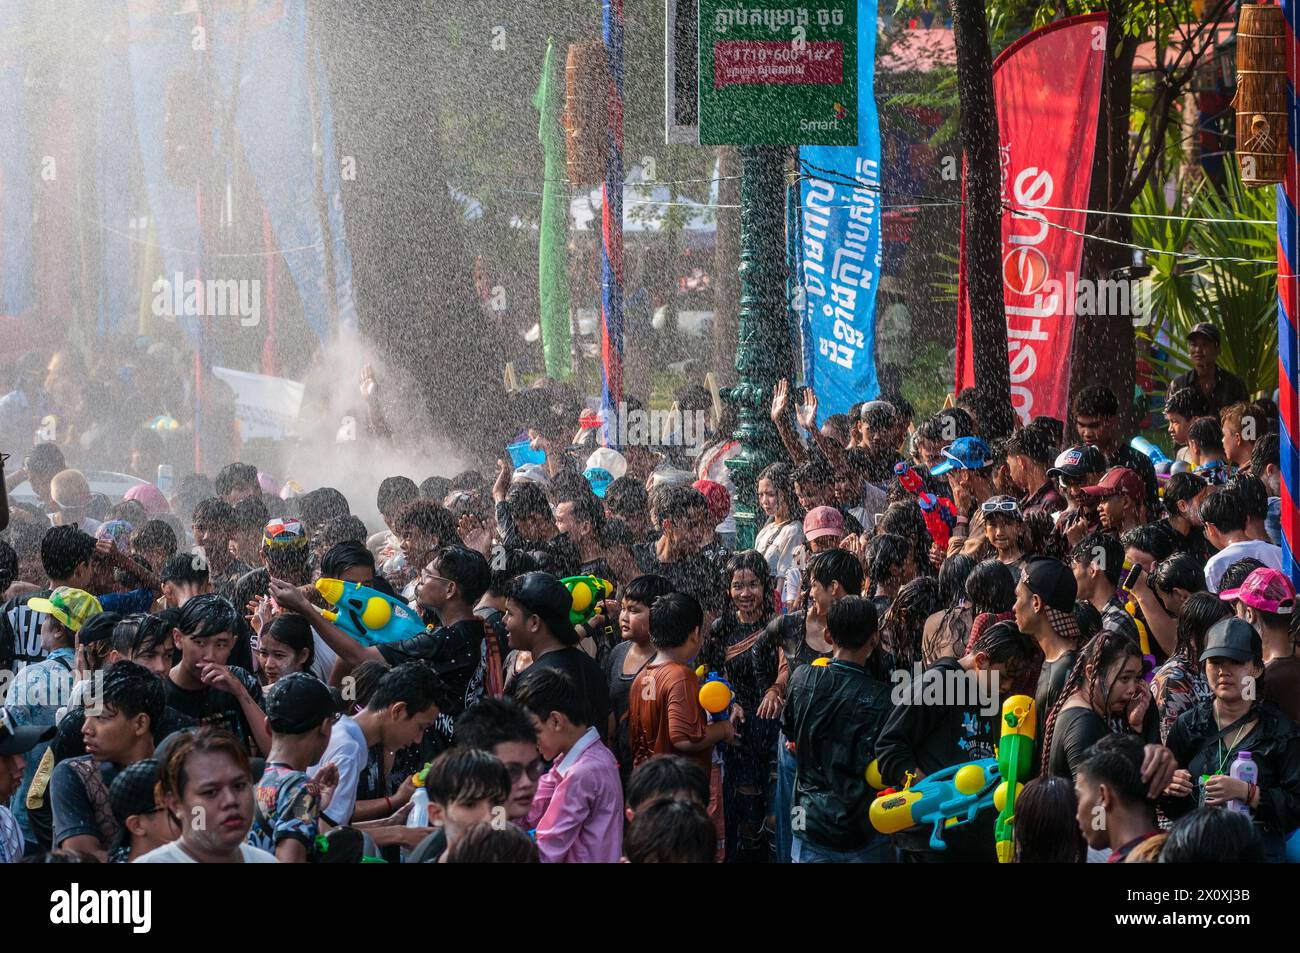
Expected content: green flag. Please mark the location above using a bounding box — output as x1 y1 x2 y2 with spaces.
532 39 572 380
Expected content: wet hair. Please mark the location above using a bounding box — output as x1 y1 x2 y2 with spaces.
1014 776 1086 863
109 500 148 525
365 661 454 717
864 533 910 595
1225 475 1269 522
347 660 390 710
793 457 834 491
158 727 251 808
965 559 1017 615
1218 557 1266 594
916 408 973 444
880 502 933 576
453 697 537 750
626 754 710 812
446 822 539 863
488 549 541 597
513 667 587 727
262 614 316 671
1073 600 1103 642
214 463 259 499
1198 488 1245 533
97 660 165 731
423 747 510 808
827 595 879 652
1174 591 1231 663
604 477 648 521
937 554 977 608
26 441 67 477
657 485 709 526
174 594 240 641
1187 416 1224 456
1070 531 1124 588
429 545 491 607
1120 523 1178 565
623 573 676 608
1160 807 1264 863
757 462 804 521
297 488 351 532
624 799 715 863
807 548 865 596
1164 387 1207 421
111 613 171 660
160 552 208 587
505 482 551 522
1162 472 1207 517
880 577 939 668
1040 631 1143 775
970 619 1034 666
649 591 704 649
319 515 369 550
1252 431 1280 477
377 476 420 517
192 498 236 532
1077 733 1152 809
1071 384 1119 419
76 612 122 673
41 525 97 582
320 541 376 579
391 499 457 545
420 476 451 500
1150 553 1207 598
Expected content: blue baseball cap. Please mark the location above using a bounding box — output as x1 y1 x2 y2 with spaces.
930 436 991 476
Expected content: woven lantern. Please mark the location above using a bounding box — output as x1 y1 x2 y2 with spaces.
1233 3 1287 187
565 39 609 186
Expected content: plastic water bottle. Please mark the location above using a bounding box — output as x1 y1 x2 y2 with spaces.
1227 751 1257 816
406 786 429 828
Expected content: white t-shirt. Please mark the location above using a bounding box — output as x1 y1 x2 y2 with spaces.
310 630 339 682
310 714 367 826
134 841 279 863
756 519 805 609
1204 539 1284 592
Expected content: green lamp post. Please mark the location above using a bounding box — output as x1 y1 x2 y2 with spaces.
724 146 796 550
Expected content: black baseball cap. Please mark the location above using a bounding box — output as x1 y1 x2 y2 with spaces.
1047 445 1106 479
0 707 56 756
1199 617 1262 664
109 758 162 826
508 571 578 644
1187 322 1221 346
265 673 342 734
1020 557 1078 614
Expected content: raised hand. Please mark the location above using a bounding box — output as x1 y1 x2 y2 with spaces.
770 378 790 424
796 387 819 432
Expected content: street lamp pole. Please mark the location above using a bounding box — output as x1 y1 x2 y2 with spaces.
725 145 795 550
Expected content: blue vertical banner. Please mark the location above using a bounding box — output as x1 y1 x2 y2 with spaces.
0 2 34 318
798 0 882 421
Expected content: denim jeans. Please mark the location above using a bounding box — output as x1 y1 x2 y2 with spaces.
774 731 796 863
792 835 896 863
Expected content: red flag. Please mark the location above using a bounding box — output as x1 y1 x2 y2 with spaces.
956 13 1108 423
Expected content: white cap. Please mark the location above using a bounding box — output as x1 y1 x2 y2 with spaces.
585 447 628 481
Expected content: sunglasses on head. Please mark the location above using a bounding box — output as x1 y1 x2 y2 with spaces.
981 499 1021 516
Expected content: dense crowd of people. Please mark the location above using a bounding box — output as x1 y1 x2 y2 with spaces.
1 320 1297 864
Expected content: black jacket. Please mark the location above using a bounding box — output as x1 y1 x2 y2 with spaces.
875 657 1000 861
1162 698 1300 837
781 658 893 850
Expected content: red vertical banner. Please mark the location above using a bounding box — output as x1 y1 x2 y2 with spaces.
956 13 1108 423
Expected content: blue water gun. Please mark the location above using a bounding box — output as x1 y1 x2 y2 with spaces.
869 757 1002 851
314 578 428 647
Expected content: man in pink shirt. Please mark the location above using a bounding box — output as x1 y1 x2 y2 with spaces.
514 667 623 863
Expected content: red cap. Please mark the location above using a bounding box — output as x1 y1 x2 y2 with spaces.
1081 467 1144 506
803 505 845 541
692 479 731 524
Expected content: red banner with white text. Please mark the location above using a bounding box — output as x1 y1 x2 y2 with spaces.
956 13 1108 423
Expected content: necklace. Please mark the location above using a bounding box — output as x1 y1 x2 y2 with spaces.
1214 711 1252 777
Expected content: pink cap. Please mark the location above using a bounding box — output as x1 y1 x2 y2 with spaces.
123 482 169 516
1220 567 1296 615
692 479 731 524
803 505 845 541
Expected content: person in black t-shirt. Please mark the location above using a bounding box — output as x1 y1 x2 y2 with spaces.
162 594 268 755
1070 385 1160 518
502 572 610 740
1074 734 1161 862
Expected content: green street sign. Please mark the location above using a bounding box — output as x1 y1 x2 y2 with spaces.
697 1 857 146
